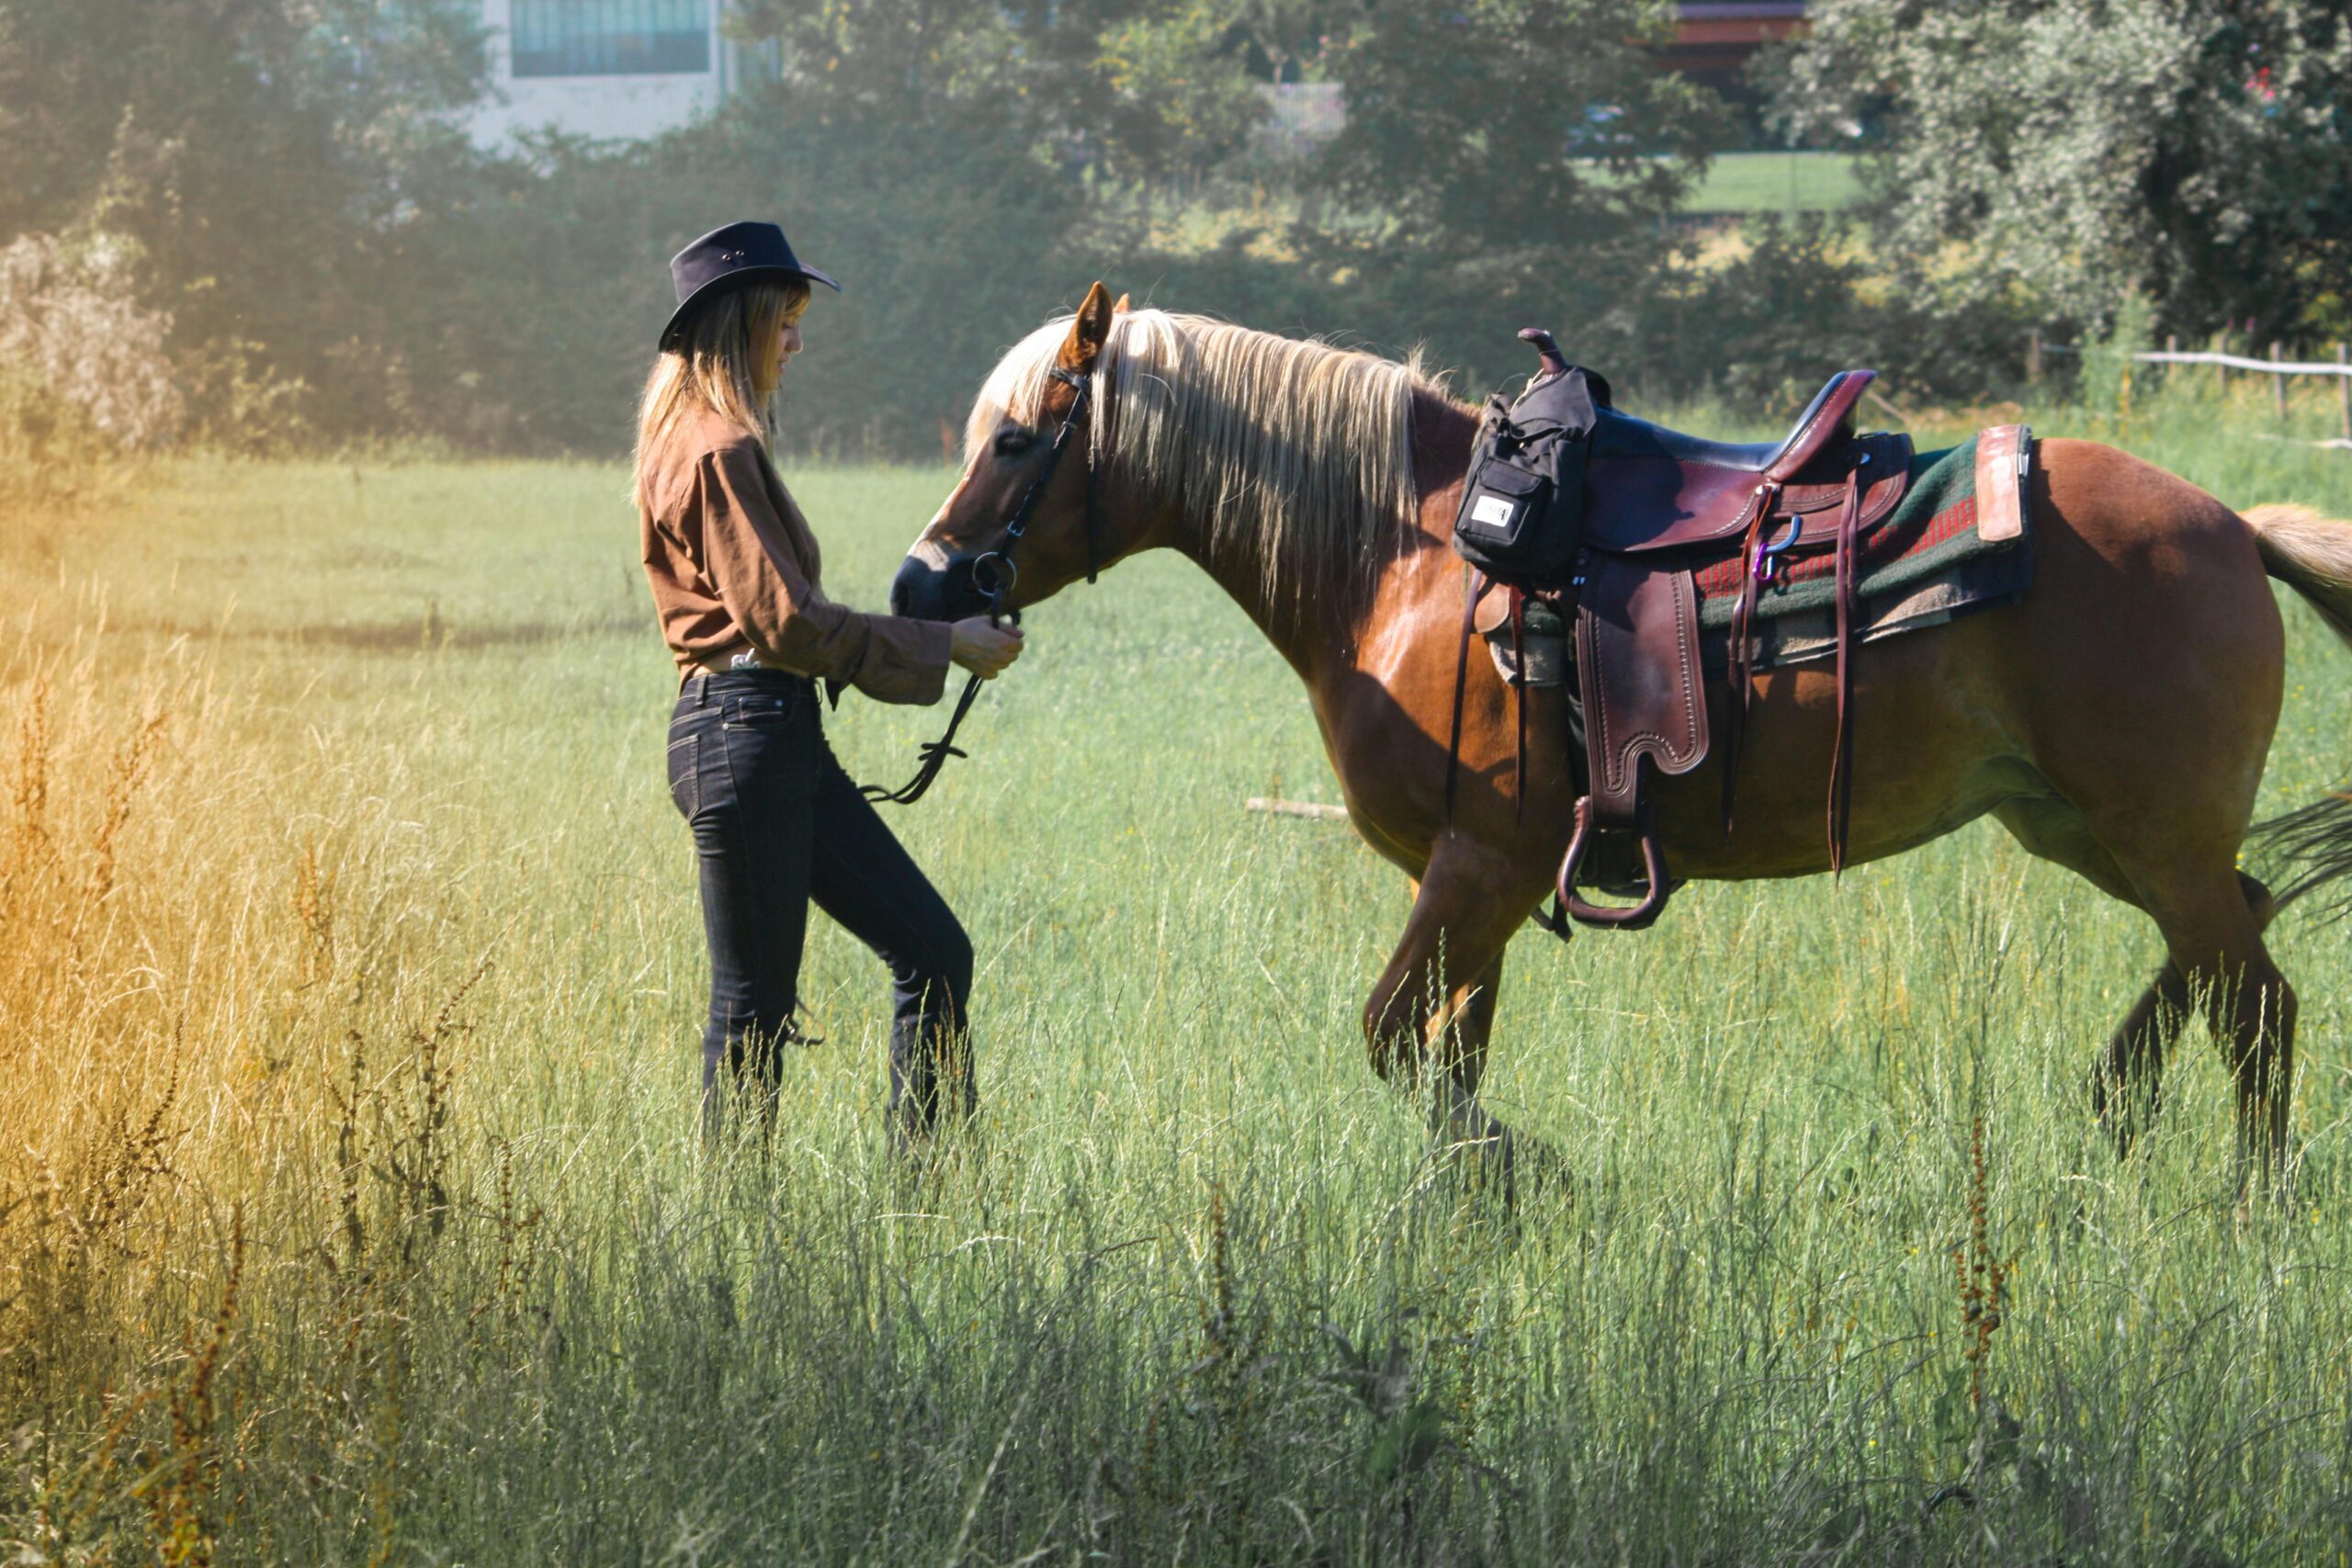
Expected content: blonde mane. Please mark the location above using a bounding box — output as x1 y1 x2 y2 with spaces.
966 310 1453 604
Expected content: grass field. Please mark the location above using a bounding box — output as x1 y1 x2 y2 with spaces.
8 379 2352 1562
1681 152 1867 216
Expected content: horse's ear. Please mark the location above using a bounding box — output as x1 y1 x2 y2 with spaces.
1113 293 1132 313
1058 281 1115 375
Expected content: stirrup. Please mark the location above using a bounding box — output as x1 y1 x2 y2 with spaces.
1557 796 1671 931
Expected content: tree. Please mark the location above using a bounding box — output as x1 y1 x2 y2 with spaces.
1278 0 1727 394
1310 0 1716 254
1093 4 1268 186
1767 0 2352 340
729 0 1264 189
0 0 492 437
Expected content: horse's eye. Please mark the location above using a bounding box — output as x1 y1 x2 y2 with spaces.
993 430 1035 458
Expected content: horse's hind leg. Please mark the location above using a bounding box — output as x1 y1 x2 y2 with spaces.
2133 863 2296 1190
2095 961 2191 1151
1998 798 2290 1175
2043 711 2294 1183
2089 872 2280 1149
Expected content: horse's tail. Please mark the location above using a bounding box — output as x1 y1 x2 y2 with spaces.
2243 503 2352 915
2246 502 2352 649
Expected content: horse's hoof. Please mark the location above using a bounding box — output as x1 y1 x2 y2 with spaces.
2086 1066 2154 1162
1438 1121 1567 1211
1502 1129 1569 1207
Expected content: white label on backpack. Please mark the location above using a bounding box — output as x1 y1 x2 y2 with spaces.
1470 493 1519 528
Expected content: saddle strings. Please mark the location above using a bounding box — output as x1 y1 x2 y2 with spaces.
1827 467 1862 875
1720 479 1781 837
1719 470 1866 871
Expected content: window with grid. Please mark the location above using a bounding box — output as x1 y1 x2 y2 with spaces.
510 0 711 77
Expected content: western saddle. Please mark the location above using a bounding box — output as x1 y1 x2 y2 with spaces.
1464 331 1919 931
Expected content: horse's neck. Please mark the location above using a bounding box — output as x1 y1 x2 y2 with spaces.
1161 389 1479 682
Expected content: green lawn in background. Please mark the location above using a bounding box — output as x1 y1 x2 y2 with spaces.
6 389 2352 1561
1684 150 1867 215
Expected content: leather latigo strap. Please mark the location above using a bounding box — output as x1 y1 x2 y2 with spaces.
1510 588 1529 819
1721 487 1774 834
1443 565 1483 823
1717 431 1911 834
1826 468 1862 874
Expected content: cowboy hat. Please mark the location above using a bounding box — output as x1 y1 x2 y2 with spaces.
662 220 840 348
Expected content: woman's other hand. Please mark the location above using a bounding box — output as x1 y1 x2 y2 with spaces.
949 617 1025 679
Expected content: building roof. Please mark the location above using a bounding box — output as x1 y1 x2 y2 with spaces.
1668 2 1807 75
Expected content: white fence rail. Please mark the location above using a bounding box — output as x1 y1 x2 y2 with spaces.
2028 331 2352 444
2131 349 2352 378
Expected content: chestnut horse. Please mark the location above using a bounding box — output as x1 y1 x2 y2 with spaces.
891 283 2352 1190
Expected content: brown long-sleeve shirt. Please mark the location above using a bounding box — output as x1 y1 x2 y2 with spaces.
639 409 952 705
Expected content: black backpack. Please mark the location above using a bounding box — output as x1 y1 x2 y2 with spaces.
1451 364 1612 585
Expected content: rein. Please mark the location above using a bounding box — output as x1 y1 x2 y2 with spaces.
860 365 1097 806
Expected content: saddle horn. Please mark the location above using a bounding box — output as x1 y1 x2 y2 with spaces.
1518 327 1570 380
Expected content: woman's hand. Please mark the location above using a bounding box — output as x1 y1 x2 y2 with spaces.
949 616 1025 680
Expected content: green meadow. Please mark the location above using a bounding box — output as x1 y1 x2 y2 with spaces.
1683 152 1869 216
8 381 2352 1562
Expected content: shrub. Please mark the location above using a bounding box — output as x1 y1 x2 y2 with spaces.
0 231 183 509
0 232 183 450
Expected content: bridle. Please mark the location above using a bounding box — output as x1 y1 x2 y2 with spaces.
860 361 1102 805
962 363 1105 608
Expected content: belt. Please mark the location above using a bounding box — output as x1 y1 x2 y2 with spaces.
680 663 817 704
682 649 799 682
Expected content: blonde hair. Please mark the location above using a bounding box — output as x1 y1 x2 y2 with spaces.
633 278 810 503
966 308 1443 609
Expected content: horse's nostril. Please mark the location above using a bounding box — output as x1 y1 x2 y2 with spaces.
888 556 924 619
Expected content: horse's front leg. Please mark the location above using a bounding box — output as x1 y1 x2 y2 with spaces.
1363 835 1553 1196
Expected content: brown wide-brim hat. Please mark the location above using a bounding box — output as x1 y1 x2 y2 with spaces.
662 220 841 348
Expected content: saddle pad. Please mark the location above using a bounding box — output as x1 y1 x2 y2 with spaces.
1694 429 2032 672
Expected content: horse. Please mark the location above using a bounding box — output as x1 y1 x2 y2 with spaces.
888 281 2352 1193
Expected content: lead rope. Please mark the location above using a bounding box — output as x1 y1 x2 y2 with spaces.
858 670 989 806
861 367 1091 807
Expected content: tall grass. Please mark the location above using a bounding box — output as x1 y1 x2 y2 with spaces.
4 411 2352 1562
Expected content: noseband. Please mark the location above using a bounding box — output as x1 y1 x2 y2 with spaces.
860 363 1101 806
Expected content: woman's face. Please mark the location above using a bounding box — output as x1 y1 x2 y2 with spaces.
772 312 805 370
752 300 807 397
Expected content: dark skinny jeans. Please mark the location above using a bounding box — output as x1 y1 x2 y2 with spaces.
666 670 974 1141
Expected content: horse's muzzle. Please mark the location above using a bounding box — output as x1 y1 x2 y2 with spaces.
890 549 993 622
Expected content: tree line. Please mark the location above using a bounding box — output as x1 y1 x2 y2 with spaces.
2 0 2346 462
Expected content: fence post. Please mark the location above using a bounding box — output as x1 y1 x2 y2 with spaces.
2339 344 2349 443
2213 331 2229 396
2165 333 2177 396
2027 328 2042 386
2272 341 2288 420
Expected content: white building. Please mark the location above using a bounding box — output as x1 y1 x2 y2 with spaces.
468 0 773 148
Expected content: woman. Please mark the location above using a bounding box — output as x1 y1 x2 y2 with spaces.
635 220 1023 1144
